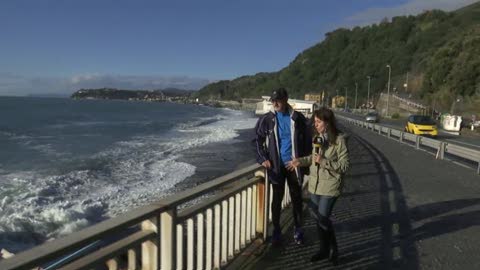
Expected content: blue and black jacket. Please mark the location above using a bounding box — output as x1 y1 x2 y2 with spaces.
253 105 312 184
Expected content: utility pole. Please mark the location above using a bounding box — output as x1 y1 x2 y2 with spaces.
354 82 358 110
366 76 371 112
344 87 348 111
405 72 409 93
321 90 325 107
386 64 392 117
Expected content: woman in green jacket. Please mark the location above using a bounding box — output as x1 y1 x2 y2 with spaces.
287 108 349 264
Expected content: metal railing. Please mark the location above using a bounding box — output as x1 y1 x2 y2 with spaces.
381 92 427 109
338 115 480 174
0 163 293 270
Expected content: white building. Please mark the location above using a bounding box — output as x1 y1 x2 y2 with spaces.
255 96 317 117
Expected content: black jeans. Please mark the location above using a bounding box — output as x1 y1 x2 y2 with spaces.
271 166 303 231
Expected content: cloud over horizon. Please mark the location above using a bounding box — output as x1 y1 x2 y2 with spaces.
346 0 477 26
0 73 212 96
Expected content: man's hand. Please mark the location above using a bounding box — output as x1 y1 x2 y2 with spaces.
261 160 272 169
286 159 300 172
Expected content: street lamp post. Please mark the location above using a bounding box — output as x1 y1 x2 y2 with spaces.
366 76 371 112
386 64 392 117
404 72 409 93
354 82 358 110
344 87 348 111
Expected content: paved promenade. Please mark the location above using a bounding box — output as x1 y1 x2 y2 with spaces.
229 121 480 270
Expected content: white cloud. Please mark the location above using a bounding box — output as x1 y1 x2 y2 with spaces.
346 0 477 26
0 73 212 96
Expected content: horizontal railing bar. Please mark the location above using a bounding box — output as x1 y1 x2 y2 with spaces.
446 144 480 155
160 163 261 207
0 203 166 270
403 133 416 142
177 177 261 221
446 145 480 160
421 137 440 148
60 230 156 270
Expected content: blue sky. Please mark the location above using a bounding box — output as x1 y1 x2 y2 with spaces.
0 0 476 95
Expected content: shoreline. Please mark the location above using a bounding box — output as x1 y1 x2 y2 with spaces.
202 100 258 112
174 128 256 191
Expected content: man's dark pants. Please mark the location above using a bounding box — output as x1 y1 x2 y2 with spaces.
271 166 303 231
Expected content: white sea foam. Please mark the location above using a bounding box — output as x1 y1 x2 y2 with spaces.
0 108 256 252
0 131 16 137
29 143 64 157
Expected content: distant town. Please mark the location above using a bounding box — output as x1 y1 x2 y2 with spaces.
70 88 195 103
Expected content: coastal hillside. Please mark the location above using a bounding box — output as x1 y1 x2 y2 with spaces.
196 2 480 113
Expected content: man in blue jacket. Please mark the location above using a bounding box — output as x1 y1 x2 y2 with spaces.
254 88 311 245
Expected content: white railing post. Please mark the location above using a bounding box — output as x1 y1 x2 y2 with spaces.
255 172 267 241
221 200 228 265
268 183 273 222
197 213 204 269
106 258 119 270
228 196 235 258
214 204 221 269
246 187 252 244
127 248 138 270
160 210 177 270
235 193 241 253
176 224 183 270
416 136 421 149
141 218 158 270
206 208 213 270
241 190 247 248
186 218 194 270
251 185 257 239
437 142 446 160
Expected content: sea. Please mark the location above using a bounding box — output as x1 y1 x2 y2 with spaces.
0 96 257 252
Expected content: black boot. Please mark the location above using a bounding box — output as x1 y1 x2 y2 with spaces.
328 225 338 265
310 224 330 262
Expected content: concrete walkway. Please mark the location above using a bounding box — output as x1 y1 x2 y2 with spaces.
228 122 480 270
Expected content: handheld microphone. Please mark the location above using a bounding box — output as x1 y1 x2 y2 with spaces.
313 136 324 153
314 143 320 154
313 136 323 167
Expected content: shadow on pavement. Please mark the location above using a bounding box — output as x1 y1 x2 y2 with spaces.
232 131 420 269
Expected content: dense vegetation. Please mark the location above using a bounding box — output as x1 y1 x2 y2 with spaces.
196 2 480 112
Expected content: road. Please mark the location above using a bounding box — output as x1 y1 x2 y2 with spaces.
231 120 480 270
335 111 480 150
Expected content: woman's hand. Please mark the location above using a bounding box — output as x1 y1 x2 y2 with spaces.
314 153 322 165
286 159 300 171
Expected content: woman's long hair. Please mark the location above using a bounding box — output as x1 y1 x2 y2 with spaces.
312 107 339 145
